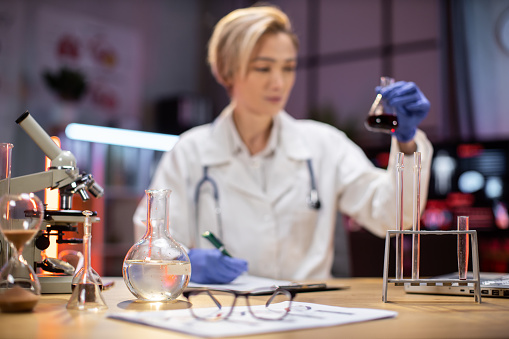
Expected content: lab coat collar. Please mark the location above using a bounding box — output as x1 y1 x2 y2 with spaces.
199 104 311 167
278 111 312 160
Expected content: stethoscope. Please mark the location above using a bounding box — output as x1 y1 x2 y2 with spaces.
193 159 321 244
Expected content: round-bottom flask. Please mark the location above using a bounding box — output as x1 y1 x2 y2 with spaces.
0 193 44 313
123 189 190 301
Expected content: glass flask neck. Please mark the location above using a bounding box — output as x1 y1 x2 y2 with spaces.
380 76 395 116
380 76 394 87
145 189 171 238
81 231 92 283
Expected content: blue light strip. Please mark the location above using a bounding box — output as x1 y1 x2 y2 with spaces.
65 123 179 151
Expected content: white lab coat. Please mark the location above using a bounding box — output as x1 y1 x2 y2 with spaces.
133 105 433 280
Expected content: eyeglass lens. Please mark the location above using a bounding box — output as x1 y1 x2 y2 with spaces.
187 289 292 321
188 290 236 320
250 289 292 320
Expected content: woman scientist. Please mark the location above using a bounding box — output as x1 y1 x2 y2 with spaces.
133 5 433 283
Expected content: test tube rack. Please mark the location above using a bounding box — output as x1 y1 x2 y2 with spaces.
382 229 481 303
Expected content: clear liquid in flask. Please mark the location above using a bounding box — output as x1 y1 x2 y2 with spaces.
123 259 191 301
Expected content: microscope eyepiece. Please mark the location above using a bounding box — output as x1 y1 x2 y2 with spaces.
16 110 62 160
15 111 30 124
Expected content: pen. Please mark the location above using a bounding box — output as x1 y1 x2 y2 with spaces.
201 231 232 257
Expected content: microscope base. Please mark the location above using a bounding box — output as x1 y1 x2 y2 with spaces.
38 274 73 294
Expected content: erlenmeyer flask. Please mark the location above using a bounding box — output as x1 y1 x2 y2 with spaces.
123 189 190 302
0 193 44 313
66 210 107 311
365 76 398 133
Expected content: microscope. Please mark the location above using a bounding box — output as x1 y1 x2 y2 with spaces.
0 111 104 293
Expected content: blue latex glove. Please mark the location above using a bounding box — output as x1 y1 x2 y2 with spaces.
188 248 248 284
377 81 430 142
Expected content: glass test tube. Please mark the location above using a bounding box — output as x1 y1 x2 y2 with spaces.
457 216 469 280
0 143 13 267
395 152 404 280
412 152 421 280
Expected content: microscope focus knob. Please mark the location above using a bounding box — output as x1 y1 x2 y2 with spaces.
35 234 51 251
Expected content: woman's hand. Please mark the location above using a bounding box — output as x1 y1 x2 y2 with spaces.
377 81 430 143
188 248 248 284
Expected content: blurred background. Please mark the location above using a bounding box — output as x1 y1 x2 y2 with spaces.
1 0 509 278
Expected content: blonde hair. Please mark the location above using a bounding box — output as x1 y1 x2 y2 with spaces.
208 5 299 91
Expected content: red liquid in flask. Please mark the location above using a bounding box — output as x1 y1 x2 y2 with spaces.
365 114 398 133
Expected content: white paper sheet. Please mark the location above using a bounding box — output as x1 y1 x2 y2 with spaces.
187 274 294 292
108 302 397 338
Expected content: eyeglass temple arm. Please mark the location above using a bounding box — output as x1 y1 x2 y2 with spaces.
206 290 222 309
264 289 296 307
184 290 224 309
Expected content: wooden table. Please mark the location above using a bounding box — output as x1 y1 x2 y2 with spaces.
1 277 509 339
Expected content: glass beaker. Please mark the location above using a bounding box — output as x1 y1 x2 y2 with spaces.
0 193 44 312
365 76 398 133
123 189 190 302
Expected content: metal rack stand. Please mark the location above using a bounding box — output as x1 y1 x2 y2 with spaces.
382 229 481 303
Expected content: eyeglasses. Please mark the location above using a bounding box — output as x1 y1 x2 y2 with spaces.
183 288 296 321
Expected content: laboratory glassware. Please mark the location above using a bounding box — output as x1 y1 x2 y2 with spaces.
0 143 13 197
412 152 422 279
0 193 44 312
70 251 104 290
365 76 398 133
62 249 103 287
0 143 13 269
66 210 107 311
123 189 190 301
395 152 404 279
457 216 469 280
